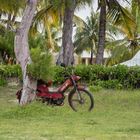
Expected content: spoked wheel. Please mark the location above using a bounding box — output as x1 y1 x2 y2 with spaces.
68 89 94 112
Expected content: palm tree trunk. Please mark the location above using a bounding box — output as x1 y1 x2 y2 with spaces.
96 4 106 64
45 22 55 51
7 14 11 30
12 14 16 24
14 0 38 105
90 46 94 65
62 0 76 66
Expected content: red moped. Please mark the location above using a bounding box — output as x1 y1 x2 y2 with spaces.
16 64 94 111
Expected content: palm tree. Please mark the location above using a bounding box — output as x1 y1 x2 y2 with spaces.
96 0 136 65
74 12 99 64
96 0 106 64
74 11 121 65
105 37 140 66
54 0 93 66
105 0 140 65
0 0 25 30
64 0 95 66
30 1 61 51
0 0 25 64
0 30 15 64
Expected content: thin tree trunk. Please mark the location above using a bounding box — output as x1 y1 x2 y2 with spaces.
12 15 16 24
90 46 94 65
7 14 12 30
14 0 38 105
62 0 76 66
96 4 106 64
45 22 55 51
56 47 63 65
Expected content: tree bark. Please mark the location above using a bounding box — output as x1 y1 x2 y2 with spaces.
14 0 38 105
96 4 106 65
56 47 63 65
46 22 55 51
90 46 94 65
62 0 76 66
7 14 12 30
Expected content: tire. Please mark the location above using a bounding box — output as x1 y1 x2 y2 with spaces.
68 88 94 112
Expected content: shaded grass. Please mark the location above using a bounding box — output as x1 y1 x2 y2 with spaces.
0 86 140 140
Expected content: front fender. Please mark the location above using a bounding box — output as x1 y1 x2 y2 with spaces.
77 85 86 90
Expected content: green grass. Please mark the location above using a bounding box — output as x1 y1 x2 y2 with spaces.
0 86 140 140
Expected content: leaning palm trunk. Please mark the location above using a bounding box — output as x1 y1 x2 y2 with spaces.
62 0 76 66
14 0 38 105
96 4 106 64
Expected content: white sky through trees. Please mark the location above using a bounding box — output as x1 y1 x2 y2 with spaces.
75 1 98 20
75 0 129 20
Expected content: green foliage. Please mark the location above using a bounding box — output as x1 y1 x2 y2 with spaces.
93 80 123 89
0 78 7 86
0 64 140 89
52 66 74 85
27 48 53 82
89 85 103 92
52 66 65 84
74 64 140 89
0 31 15 63
0 64 21 86
48 64 140 89
0 64 21 78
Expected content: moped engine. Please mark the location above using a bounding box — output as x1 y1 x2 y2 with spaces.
37 92 65 106
41 97 64 106
53 98 64 106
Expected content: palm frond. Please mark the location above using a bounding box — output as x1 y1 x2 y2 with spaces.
107 0 136 40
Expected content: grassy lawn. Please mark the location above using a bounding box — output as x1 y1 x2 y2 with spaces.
0 86 140 140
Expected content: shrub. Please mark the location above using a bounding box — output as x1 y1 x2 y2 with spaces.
0 64 140 89
0 78 7 86
74 65 140 89
27 48 53 82
0 65 21 78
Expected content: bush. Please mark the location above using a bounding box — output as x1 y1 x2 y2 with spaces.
0 78 7 86
27 48 53 82
74 65 140 89
0 63 140 89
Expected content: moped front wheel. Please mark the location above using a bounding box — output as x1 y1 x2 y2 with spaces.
68 89 94 112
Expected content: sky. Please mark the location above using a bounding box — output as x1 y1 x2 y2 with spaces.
75 0 129 21
75 1 98 20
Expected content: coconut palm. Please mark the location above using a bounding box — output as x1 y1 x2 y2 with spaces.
74 12 99 64
0 0 25 30
105 0 140 66
30 0 61 51
31 0 94 65
0 30 15 64
50 0 93 66
62 0 94 66
74 10 121 65
0 0 25 64
96 0 136 65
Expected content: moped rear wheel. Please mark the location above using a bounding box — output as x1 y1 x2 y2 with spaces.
68 89 94 112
